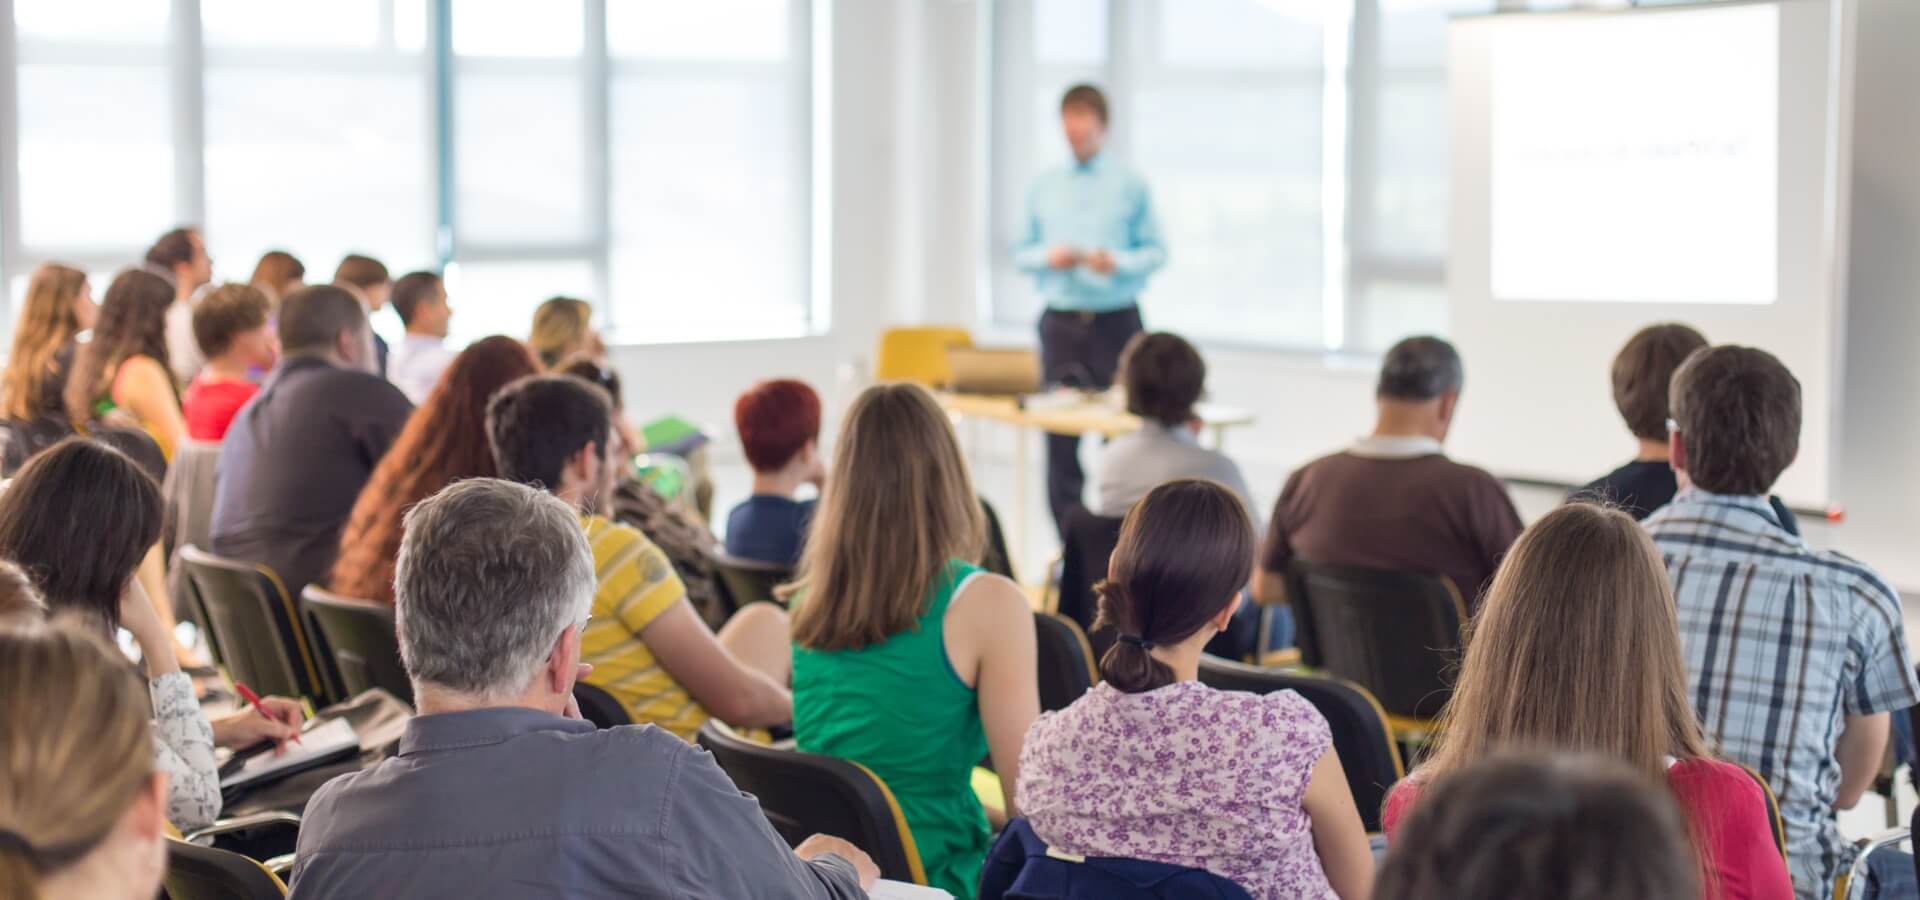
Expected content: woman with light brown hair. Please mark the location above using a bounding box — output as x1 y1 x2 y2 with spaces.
528 296 603 369
248 249 305 308
789 382 1039 900
0 622 172 900
2 263 95 424
1382 502 1790 900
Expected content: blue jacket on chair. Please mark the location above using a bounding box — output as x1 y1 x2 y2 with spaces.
978 819 1255 900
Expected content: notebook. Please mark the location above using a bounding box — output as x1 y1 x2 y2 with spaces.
870 882 953 900
218 717 360 792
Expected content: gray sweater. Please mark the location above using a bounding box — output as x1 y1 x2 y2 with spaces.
289 707 866 900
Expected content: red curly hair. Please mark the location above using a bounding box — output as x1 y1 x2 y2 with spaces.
329 336 542 605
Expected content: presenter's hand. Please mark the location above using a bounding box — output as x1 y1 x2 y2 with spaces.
1045 245 1081 270
1085 249 1117 275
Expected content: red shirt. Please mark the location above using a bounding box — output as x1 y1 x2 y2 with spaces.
1382 758 1792 900
181 376 260 442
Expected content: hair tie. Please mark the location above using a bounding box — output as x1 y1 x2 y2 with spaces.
1117 633 1155 651
0 828 39 866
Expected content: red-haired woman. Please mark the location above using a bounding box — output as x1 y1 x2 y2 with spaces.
329 336 541 605
724 378 824 565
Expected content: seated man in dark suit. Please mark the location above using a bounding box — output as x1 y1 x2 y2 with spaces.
209 285 411 598
289 478 876 900
1252 336 1522 609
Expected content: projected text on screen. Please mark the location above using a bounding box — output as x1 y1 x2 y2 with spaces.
1489 4 1779 305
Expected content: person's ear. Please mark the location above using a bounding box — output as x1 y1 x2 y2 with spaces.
334 328 356 362
564 441 601 489
1437 390 1460 424
130 771 168 842
546 622 581 697
1210 593 1243 633
1669 429 1687 474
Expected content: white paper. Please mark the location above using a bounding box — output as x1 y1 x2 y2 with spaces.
868 880 953 900
220 717 359 789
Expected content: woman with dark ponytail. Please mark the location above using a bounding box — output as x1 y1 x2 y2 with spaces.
1016 479 1374 900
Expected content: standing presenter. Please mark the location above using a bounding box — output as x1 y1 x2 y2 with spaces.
1011 84 1167 536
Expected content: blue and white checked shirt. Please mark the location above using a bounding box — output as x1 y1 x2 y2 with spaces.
1647 489 1920 899
1010 153 1167 313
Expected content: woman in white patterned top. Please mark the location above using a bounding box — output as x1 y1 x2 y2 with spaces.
1017 479 1375 900
0 437 303 828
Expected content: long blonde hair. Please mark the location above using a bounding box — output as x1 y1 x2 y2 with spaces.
788 383 984 651
0 621 157 900
2 264 88 421
1415 503 1715 872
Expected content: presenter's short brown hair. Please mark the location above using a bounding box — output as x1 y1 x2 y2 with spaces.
1061 84 1108 124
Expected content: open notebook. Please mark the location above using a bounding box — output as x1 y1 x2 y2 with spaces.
870 882 952 900
218 717 360 791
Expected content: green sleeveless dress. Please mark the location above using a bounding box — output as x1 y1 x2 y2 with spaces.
792 560 991 900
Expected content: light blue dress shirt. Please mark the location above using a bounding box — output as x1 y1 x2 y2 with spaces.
1011 153 1167 313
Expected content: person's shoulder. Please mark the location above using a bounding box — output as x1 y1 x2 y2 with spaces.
1816 549 1904 614
1666 758 1771 820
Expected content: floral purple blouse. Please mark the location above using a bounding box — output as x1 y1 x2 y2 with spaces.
1016 680 1336 900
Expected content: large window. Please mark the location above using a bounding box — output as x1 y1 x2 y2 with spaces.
0 0 814 346
989 0 1488 352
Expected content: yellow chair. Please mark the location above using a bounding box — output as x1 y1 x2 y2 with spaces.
875 327 973 387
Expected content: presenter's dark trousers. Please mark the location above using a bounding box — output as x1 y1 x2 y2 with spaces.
1039 304 1143 538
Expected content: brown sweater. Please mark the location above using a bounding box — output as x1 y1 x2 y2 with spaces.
1261 450 1523 605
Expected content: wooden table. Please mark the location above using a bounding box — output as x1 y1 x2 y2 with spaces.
934 391 1255 576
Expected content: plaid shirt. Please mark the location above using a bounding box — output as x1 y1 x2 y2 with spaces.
1648 490 1920 899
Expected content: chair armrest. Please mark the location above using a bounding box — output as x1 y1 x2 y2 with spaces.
1841 828 1910 900
263 853 297 877
183 811 302 845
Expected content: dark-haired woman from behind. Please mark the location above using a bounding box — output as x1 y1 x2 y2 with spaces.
1016 478 1374 900
64 268 187 461
330 336 541 605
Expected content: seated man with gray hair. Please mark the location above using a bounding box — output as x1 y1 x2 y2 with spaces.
288 478 876 899
1251 335 1521 609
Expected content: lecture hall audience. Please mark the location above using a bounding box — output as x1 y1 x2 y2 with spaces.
180 283 277 442
0 437 301 830
63 268 189 461
210 285 412 600
1647 345 1920 898
329 335 541 606
384 270 458 405
1019 479 1373 900
726 378 826 566
248 249 306 308
1251 335 1522 609
147 226 213 384
789 382 1041 900
287 478 878 900
485 374 793 738
1090 331 1253 517
1383 502 1791 900
331 254 392 377
0 262 94 470
1377 753 1701 900
0 623 175 900
560 356 728 626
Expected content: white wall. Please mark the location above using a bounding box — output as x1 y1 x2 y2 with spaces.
609 0 1920 592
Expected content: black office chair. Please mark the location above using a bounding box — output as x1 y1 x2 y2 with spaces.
981 497 1016 581
573 681 633 729
1034 611 1099 712
178 547 330 704
709 550 794 618
301 586 412 707
163 838 288 899
697 721 928 886
1055 506 1125 660
1285 559 1465 740
1197 654 1405 833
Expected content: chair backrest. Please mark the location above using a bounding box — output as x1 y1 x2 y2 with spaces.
179 546 329 703
572 680 632 729
1739 764 1788 860
300 586 413 707
1056 507 1126 659
1034 612 1098 713
1285 559 1465 721
875 326 973 386
697 721 927 885
980 497 1017 581
709 551 794 619
163 838 288 900
980 818 1255 900
1197 654 1405 833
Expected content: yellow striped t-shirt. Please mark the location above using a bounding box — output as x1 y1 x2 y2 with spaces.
578 513 710 741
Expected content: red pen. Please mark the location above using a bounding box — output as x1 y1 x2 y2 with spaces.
233 682 303 747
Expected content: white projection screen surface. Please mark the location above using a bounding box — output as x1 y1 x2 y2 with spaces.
1446 0 1848 508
